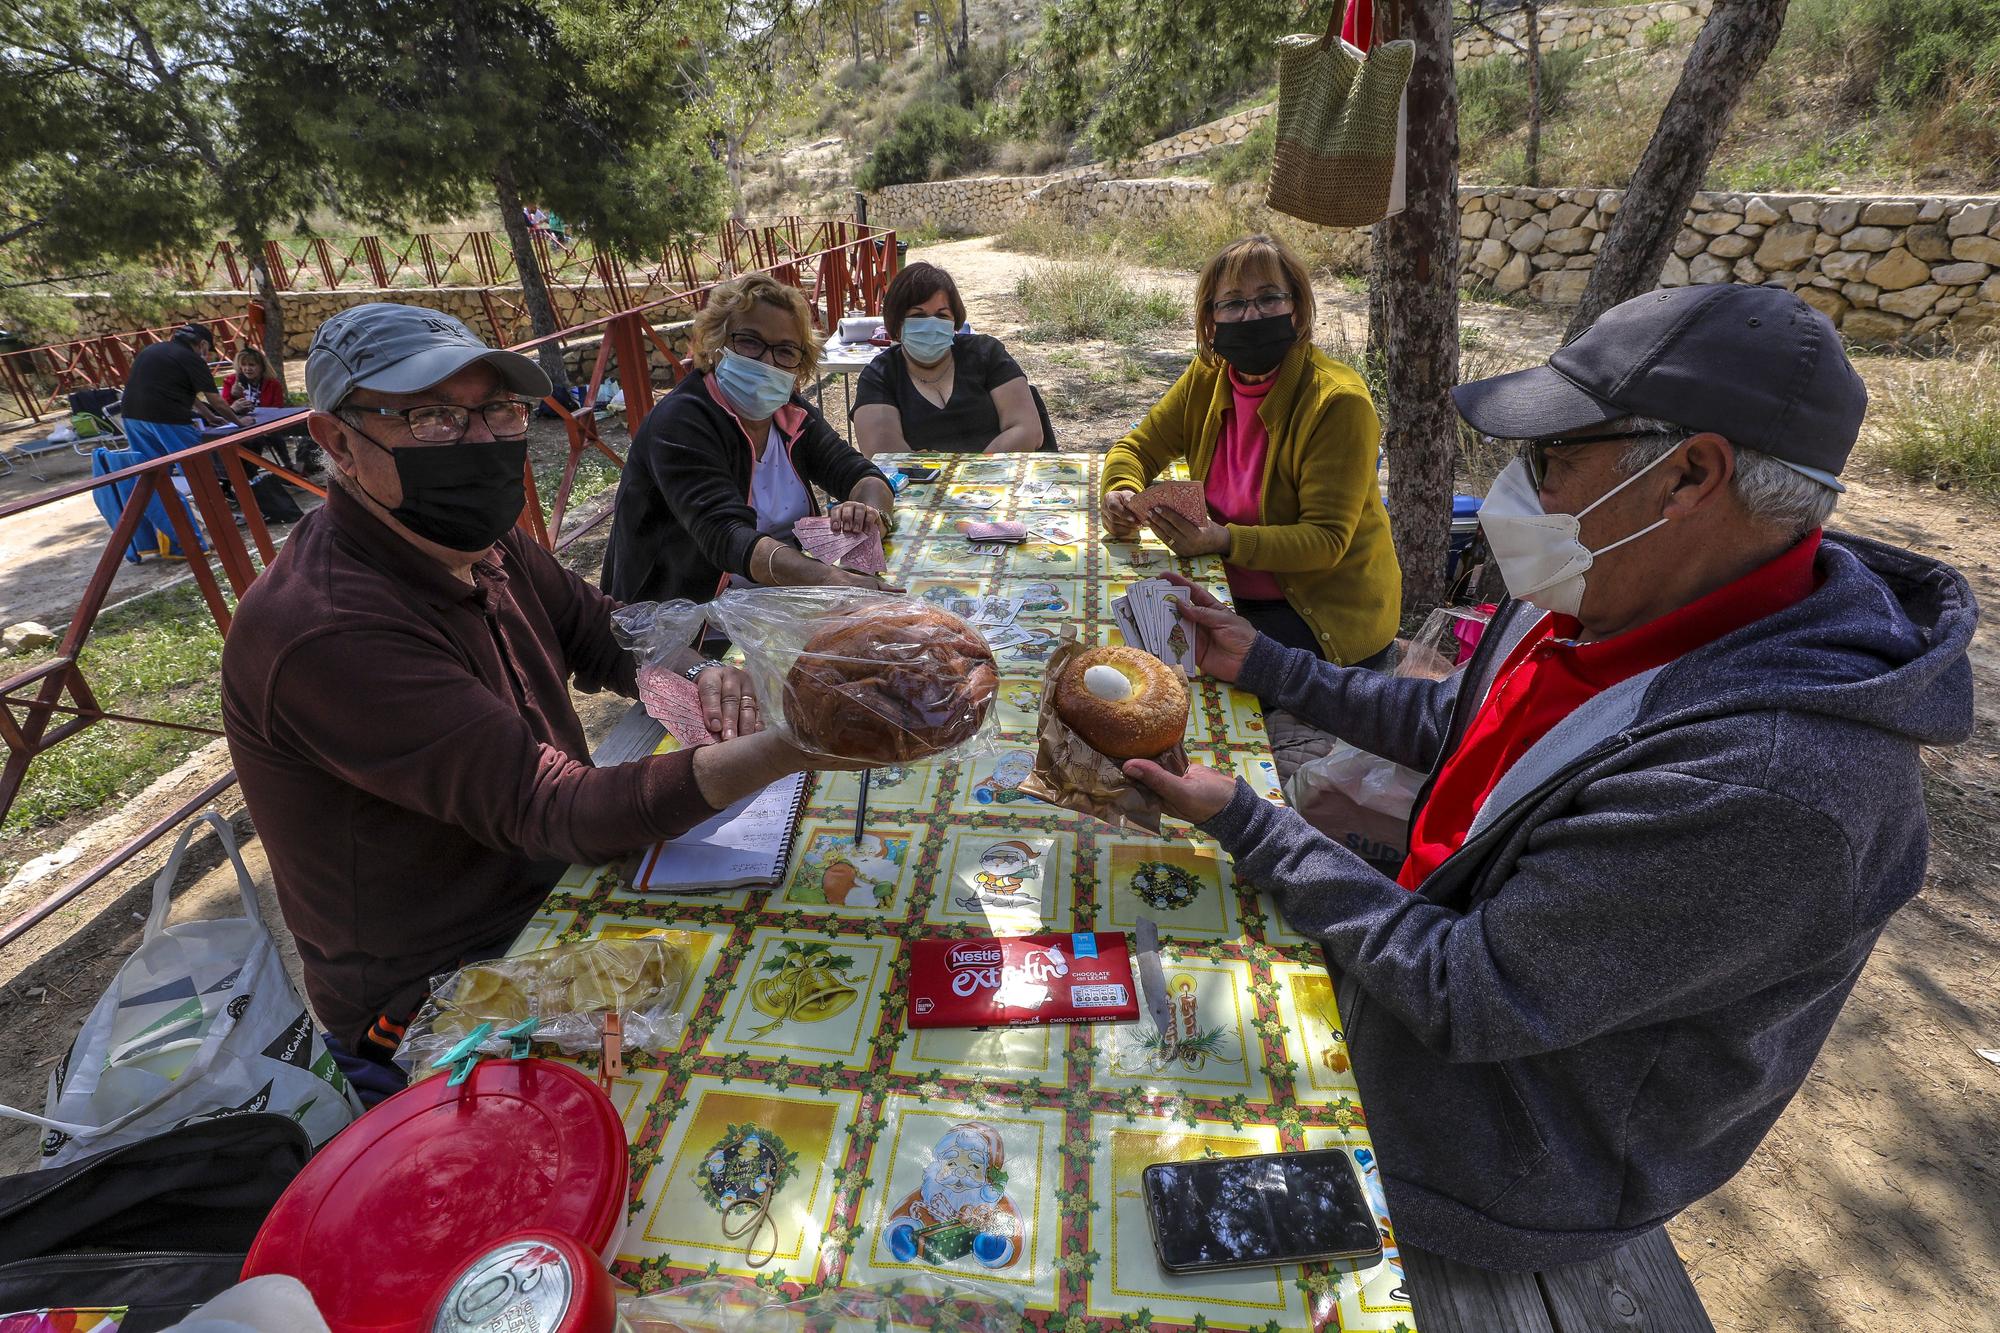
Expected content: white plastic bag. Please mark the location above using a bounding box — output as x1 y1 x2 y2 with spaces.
0 812 360 1168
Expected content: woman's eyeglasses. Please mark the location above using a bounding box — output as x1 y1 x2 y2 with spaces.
1210 291 1295 322
344 400 533 444
728 329 807 370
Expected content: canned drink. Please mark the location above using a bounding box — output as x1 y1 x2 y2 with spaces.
430 1232 614 1333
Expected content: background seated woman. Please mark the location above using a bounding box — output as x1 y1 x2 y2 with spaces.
853 262 1046 456
1099 234 1400 670
601 273 897 604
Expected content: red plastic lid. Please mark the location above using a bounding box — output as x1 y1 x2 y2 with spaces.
426 1229 618 1333
243 1058 628 1333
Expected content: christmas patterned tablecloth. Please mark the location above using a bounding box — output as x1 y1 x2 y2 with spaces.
513 452 1418 1333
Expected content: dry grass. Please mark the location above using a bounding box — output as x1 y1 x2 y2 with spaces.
1874 350 2000 496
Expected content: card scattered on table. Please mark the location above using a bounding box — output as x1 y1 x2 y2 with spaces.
907 932 1138 1028
794 516 888 574
958 519 1028 543
1133 480 1207 526
636 667 720 747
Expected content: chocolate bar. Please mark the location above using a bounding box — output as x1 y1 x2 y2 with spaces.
907 933 1139 1029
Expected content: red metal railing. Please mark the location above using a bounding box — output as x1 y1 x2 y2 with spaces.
3 219 883 423
0 219 899 858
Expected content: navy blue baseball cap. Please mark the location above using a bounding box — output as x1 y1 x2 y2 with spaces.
305 303 549 412
1452 285 1866 490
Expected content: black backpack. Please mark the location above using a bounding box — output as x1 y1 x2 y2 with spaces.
0 1114 311 1331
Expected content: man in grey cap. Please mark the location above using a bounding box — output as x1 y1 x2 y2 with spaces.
221 303 860 1100
1122 286 1977 1268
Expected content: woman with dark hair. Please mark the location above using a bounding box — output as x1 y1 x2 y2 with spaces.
1101 234 1400 669
852 262 1046 456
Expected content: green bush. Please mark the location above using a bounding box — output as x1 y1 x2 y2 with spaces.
855 101 989 189
1785 0 2000 109
1644 18 1681 49
1013 261 1184 342
1878 353 2000 497
1457 45 1591 150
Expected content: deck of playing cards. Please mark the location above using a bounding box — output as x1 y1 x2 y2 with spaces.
958 519 1028 543
1133 480 1207 526
907 933 1139 1029
794 515 888 575
1112 577 1199 675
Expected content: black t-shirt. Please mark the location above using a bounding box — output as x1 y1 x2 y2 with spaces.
853 333 1029 452
119 339 217 424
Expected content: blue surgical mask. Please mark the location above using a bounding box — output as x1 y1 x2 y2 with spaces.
713 348 797 420
899 315 957 367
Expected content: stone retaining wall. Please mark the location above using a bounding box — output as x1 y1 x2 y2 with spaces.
1459 188 2000 345
1454 0 1713 63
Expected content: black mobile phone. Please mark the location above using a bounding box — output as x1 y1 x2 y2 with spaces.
901 464 943 483
1141 1148 1383 1274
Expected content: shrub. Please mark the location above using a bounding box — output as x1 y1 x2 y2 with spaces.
1644 17 1681 49
855 101 989 189
1877 352 2000 497
1013 261 1184 342
1458 44 1592 149
1784 0 2000 110
1202 113 1277 187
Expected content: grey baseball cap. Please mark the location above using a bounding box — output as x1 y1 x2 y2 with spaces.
305 302 550 412
1452 285 1866 491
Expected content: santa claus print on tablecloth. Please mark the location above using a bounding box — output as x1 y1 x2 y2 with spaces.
883 1121 1024 1270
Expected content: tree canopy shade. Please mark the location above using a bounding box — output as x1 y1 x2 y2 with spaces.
245 0 730 382
1017 0 1337 157
1 0 326 361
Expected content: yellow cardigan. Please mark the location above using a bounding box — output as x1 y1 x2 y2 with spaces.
1101 341 1402 665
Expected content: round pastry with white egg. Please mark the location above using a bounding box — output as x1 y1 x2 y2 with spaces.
1053 645 1190 760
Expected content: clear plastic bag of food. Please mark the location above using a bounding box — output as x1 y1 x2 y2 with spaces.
618 1273 1023 1333
1396 605 1494 680
393 933 696 1079
705 586 1002 766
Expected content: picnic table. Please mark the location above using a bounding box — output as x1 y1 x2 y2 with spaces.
195 404 309 441
515 449 1415 1329
808 337 887 435
513 450 1714 1330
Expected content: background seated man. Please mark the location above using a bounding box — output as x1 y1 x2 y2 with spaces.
119 322 248 459
1123 286 1976 1270
223 304 861 1102
852 262 1046 456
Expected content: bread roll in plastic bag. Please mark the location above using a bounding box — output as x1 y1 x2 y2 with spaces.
705 586 1002 766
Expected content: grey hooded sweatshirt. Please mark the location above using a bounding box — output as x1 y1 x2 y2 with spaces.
1197 532 1976 1270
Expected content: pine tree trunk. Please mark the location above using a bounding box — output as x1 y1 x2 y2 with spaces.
241 233 286 382
492 159 570 392
850 1 864 66
1378 0 1461 616
1566 0 1790 336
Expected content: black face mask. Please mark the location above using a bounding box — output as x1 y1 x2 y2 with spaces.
346 429 529 552
1211 313 1297 377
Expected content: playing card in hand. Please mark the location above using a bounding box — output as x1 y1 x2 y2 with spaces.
794 516 888 575
636 666 721 747
1134 480 1207 526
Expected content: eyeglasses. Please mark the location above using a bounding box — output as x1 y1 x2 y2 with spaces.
343 399 533 444
727 329 807 370
1518 429 1685 489
1210 291 1295 322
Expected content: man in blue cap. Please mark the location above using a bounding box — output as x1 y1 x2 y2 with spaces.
222 303 858 1101
1124 285 1977 1268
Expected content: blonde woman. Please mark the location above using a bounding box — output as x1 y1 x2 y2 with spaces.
602 273 897 602
1100 234 1400 668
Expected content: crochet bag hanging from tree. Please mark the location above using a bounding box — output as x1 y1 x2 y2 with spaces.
1267 0 1415 228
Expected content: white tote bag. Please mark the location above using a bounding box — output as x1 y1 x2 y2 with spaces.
0 812 360 1168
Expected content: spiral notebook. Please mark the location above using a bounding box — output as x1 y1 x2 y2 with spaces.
635 771 809 891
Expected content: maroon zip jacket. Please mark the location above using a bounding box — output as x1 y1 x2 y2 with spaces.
222 484 715 1051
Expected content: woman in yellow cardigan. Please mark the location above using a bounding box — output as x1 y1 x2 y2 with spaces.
1101 234 1401 669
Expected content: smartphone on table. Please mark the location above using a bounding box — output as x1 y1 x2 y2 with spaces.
900 463 943 483
1141 1148 1383 1274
